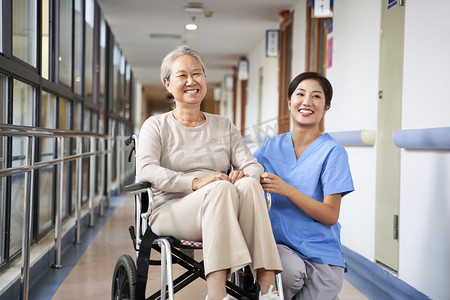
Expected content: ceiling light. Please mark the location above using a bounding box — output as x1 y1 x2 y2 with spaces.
185 16 198 31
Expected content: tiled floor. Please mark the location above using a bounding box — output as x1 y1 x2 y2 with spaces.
49 195 368 299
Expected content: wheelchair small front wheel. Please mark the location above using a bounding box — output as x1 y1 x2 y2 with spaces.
112 254 137 300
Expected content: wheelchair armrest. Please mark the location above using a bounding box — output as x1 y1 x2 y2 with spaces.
265 192 272 211
124 182 151 193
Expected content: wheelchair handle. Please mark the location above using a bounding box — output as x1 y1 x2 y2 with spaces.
124 134 135 146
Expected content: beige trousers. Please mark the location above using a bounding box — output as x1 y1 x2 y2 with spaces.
149 177 282 277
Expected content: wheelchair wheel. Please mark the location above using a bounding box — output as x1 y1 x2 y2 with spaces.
112 254 137 300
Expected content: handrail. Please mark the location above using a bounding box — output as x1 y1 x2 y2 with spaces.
393 127 450 149
0 124 112 300
0 123 108 137
329 130 376 146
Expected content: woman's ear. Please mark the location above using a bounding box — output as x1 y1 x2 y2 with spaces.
164 78 170 92
288 99 291 110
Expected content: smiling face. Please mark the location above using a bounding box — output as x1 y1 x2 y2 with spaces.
164 54 207 108
288 78 328 128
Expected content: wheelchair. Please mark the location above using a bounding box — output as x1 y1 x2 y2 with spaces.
111 134 283 300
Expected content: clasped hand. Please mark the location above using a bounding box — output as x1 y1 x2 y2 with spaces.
192 170 248 191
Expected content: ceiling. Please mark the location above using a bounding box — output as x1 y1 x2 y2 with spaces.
96 0 297 89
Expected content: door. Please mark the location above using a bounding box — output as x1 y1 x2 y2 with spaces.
375 0 405 271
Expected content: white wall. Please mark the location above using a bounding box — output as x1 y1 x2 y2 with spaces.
398 1 450 299
325 0 380 262
245 29 281 153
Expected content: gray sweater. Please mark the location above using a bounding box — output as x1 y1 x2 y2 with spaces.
136 111 263 207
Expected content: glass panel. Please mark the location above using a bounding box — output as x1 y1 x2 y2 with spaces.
41 91 56 129
62 161 70 218
112 43 119 113
59 0 73 86
0 134 4 170
83 107 90 131
0 73 7 125
82 108 90 202
41 0 50 80
0 176 4 263
10 173 25 257
92 110 98 133
11 136 26 169
0 1 3 52
39 93 57 233
12 0 37 66
59 97 71 158
38 166 53 234
74 0 84 94
84 0 94 103
13 79 34 126
125 64 131 120
99 14 106 132
39 91 56 163
71 160 77 214
82 158 88 203
73 100 82 131
119 54 125 117
59 97 71 130
109 119 117 182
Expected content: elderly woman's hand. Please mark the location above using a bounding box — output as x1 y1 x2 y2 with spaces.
228 170 248 184
192 172 231 191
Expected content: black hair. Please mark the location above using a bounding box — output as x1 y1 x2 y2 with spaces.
287 72 333 109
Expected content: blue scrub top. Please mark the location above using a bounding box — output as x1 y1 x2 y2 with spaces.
254 132 354 267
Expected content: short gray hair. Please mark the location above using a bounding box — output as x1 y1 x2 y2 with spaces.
160 45 207 85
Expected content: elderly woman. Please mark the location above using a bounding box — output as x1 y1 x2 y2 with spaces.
136 45 282 300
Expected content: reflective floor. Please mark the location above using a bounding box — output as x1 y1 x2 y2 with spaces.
30 194 368 300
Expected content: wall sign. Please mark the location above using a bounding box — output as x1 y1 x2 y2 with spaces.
265 30 279 57
238 59 249 80
312 0 334 18
388 0 397 9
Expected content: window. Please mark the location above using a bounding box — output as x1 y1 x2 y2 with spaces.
13 0 37 66
59 97 72 218
13 79 34 126
111 43 120 113
10 171 25 256
73 100 82 130
125 64 131 120
99 14 106 131
0 73 7 125
38 92 57 235
74 0 84 94
59 0 73 86
41 0 50 79
0 0 3 53
38 165 54 234
84 0 94 102
41 91 56 129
